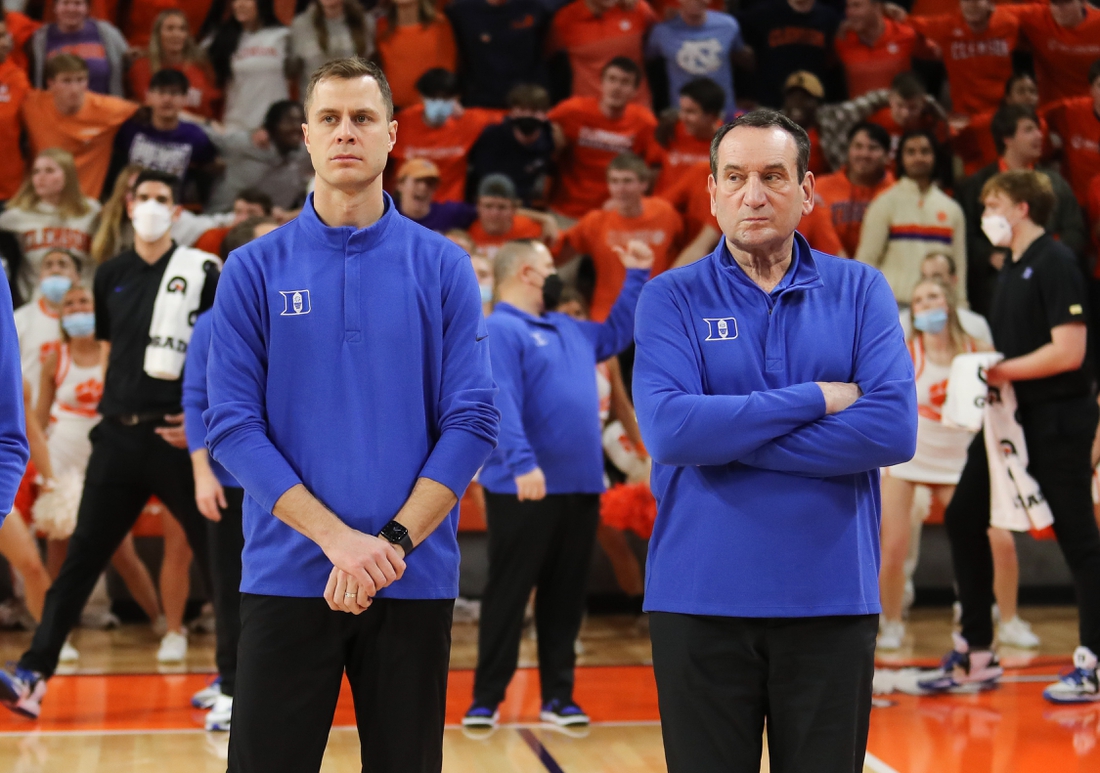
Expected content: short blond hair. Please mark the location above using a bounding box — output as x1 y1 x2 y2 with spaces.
303 57 393 120
980 169 1055 226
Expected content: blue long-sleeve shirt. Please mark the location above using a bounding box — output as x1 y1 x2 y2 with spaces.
0 271 28 519
634 234 916 618
181 312 238 489
204 193 500 599
479 268 646 495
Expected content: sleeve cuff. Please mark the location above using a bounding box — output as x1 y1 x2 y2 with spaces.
419 429 497 499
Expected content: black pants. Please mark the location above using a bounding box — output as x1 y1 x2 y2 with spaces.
473 492 600 707
650 613 878 773
228 595 454 773
945 396 1100 651
20 420 211 677
210 487 244 696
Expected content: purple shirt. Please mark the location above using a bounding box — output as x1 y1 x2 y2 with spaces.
114 119 217 184
407 200 477 233
45 21 111 95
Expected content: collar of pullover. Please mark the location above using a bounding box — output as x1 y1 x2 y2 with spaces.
715 231 824 297
297 191 397 251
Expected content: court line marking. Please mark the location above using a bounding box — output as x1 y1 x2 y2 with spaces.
518 728 567 773
865 752 901 773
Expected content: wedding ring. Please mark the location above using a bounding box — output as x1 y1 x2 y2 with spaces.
344 591 356 597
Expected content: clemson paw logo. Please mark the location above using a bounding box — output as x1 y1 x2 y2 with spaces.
75 379 103 404
929 379 948 409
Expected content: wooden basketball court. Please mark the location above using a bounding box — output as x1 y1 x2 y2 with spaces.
0 607 1097 772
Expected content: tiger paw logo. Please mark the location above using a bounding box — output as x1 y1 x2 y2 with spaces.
75 379 103 405
167 277 188 293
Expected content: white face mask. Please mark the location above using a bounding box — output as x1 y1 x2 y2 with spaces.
981 214 1013 247
131 200 173 242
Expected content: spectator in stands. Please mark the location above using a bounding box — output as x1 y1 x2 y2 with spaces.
467 84 555 207
469 175 548 260
549 57 662 222
21 54 137 199
470 250 494 315
394 159 477 232
0 17 30 205
194 189 273 255
899 253 991 340
205 99 312 212
548 0 657 107
390 68 501 204
0 149 101 297
206 0 290 132
740 0 841 108
27 0 128 96
108 69 219 194
13 249 82 403
815 121 894 257
555 153 682 321
958 104 1085 317
1043 59 1100 209
954 71 1048 177
90 164 142 266
288 0 374 98
856 130 966 306
128 10 220 120
835 0 920 99
446 0 552 108
645 0 749 113
375 0 457 110
120 0 209 50
1011 0 1100 107
653 76 723 194
778 70 832 174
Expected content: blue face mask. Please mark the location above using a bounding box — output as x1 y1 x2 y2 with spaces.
913 307 949 334
61 311 96 339
40 275 73 304
423 98 455 125
479 283 493 304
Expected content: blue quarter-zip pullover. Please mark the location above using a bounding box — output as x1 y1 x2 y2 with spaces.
204 193 500 599
0 270 28 519
182 312 237 489
634 234 917 618
479 269 646 495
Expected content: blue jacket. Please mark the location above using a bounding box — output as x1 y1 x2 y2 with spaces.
0 271 28 519
182 312 237 489
479 269 646 495
634 234 916 618
204 193 500 599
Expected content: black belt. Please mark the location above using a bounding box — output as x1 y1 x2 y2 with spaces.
108 411 168 427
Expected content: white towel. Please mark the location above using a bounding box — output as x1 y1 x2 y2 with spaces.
144 247 219 380
984 382 1054 532
942 352 1004 431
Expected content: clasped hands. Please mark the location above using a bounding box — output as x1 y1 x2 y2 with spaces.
322 528 407 615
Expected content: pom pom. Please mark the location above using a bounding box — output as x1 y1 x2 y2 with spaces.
31 470 84 539
600 482 657 539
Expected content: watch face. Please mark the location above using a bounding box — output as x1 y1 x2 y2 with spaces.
382 522 409 542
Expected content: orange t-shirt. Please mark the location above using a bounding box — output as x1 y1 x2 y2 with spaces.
5 12 40 72
548 95 660 219
799 203 845 256
391 104 502 203
375 18 458 110
547 0 657 108
657 159 714 241
653 122 712 195
123 0 215 49
834 19 920 99
1007 3 1100 106
867 105 949 159
128 56 220 119
557 197 682 321
21 89 138 199
909 9 1019 117
1043 96 1100 204
0 60 31 201
813 169 895 257
194 225 231 256
468 214 543 259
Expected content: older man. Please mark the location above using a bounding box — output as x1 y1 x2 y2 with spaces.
633 109 916 772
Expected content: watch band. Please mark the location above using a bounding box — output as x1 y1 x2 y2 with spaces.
378 520 415 556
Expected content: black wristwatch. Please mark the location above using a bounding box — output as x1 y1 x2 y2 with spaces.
378 520 415 556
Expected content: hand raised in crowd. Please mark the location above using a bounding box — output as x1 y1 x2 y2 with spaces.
613 239 655 271
816 382 862 414
515 467 547 501
321 529 406 614
155 413 189 449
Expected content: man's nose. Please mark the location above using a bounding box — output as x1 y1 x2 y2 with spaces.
742 176 767 207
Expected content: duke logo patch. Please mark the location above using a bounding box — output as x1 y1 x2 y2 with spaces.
280 290 311 316
703 317 739 341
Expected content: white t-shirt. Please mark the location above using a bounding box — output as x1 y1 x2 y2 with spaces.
13 297 61 405
289 12 372 96
222 27 291 132
0 199 101 298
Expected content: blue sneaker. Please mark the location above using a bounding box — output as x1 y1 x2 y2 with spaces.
191 676 222 709
0 665 47 719
918 634 1002 694
461 702 499 728
540 699 589 726
1043 647 1100 704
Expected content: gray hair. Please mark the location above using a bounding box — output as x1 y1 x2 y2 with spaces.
710 109 811 181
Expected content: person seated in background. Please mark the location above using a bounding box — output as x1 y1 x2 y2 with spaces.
958 104 1085 317
468 175 552 260
953 71 1048 177
394 159 477 232
128 10 220 121
652 76 724 195
26 0 128 96
467 84 556 208
554 152 682 321
389 68 502 203
815 121 894 258
900 253 991 341
194 189 274 255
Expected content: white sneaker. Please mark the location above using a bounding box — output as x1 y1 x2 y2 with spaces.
191 678 222 709
59 639 80 663
998 616 1041 648
877 620 906 651
204 694 233 731
1043 647 1100 704
157 630 188 663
